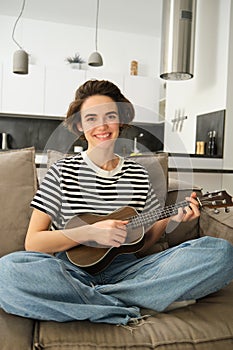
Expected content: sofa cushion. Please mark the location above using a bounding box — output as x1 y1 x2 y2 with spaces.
47 149 67 169
0 148 37 257
165 178 202 247
0 309 35 350
35 282 233 350
127 152 168 207
200 207 233 245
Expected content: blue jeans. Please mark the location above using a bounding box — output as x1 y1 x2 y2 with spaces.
0 236 233 325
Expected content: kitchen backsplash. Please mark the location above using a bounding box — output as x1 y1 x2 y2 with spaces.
195 110 225 158
0 114 164 155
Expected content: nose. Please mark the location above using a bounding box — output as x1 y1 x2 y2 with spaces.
96 116 108 128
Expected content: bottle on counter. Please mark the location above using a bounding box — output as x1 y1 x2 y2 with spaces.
0 132 9 150
130 60 138 75
207 130 217 156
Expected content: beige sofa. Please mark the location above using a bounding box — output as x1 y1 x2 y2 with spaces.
0 147 233 350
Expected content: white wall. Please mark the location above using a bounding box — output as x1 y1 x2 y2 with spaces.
0 15 160 77
224 0 233 170
164 0 231 155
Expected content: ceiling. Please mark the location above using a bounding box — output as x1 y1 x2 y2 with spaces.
0 0 162 37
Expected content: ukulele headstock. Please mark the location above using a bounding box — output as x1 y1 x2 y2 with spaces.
198 190 233 209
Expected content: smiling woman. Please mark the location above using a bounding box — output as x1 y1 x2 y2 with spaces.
65 79 135 136
0 79 232 329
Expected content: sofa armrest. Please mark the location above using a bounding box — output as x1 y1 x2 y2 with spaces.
199 207 233 245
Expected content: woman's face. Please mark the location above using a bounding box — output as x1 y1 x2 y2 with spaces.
78 95 120 151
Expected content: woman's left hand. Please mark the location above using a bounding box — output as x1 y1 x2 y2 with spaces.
172 192 200 222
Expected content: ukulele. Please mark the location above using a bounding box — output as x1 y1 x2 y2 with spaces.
65 190 233 275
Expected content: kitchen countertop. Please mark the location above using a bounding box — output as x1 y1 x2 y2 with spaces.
35 152 233 173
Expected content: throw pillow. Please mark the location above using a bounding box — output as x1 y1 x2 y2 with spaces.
0 147 37 257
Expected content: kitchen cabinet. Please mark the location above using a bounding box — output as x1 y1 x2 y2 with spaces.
0 63 160 123
123 76 160 123
44 66 86 117
44 70 159 122
0 64 2 110
1 64 45 115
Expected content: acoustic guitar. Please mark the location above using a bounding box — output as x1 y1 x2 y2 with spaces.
65 190 233 274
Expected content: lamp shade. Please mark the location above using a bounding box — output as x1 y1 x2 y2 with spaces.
88 51 103 67
13 49 29 74
160 0 196 80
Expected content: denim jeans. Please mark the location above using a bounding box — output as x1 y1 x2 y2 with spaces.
0 236 233 325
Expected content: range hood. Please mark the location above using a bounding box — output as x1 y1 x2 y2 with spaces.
160 0 197 80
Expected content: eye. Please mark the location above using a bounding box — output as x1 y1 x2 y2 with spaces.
107 114 118 121
86 116 96 123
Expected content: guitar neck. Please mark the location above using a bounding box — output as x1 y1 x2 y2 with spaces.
128 200 189 231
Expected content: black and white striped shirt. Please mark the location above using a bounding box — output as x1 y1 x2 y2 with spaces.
31 152 160 231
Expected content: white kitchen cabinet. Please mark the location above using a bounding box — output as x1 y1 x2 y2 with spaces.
44 66 86 117
0 64 2 110
0 63 161 123
1 64 45 115
123 76 160 123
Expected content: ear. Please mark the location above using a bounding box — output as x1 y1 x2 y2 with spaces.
77 122 83 132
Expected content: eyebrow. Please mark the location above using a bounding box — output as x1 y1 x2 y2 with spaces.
106 111 118 116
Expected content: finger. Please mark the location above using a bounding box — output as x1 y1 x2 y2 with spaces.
189 202 200 217
111 231 127 246
116 220 129 225
175 207 185 221
185 196 197 204
182 207 192 221
183 203 200 220
186 196 200 211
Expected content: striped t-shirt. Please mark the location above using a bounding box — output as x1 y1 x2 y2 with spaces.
31 152 160 231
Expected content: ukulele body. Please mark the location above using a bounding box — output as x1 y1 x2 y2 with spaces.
65 206 145 275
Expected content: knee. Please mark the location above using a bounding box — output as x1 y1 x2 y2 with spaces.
219 238 233 266
199 236 233 269
209 237 233 277
0 251 27 282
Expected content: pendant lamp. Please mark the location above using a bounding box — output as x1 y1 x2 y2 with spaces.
12 0 29 74
160 0 196 80
88 0 103 67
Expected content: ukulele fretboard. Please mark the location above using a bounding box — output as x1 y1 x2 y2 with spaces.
127 200 189 231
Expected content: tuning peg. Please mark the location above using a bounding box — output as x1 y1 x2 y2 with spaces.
225 207 230 213
214 208 220 214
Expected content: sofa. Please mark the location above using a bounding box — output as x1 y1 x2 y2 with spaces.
0 147 233 350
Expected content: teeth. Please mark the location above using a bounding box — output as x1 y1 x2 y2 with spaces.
95 133 110 139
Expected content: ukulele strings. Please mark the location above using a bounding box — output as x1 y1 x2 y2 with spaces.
127 200 189 230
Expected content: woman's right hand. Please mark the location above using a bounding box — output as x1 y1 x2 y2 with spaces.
87 219 128 247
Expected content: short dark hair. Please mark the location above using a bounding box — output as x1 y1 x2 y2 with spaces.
65 79 135 135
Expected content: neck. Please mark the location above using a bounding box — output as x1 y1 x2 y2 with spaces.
86 147 119 171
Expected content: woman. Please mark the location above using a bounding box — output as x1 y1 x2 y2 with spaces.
0 80 232 325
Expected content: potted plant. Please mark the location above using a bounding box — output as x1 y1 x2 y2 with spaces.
65 53 86 69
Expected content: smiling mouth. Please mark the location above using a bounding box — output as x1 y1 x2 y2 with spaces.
94 133 111 140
